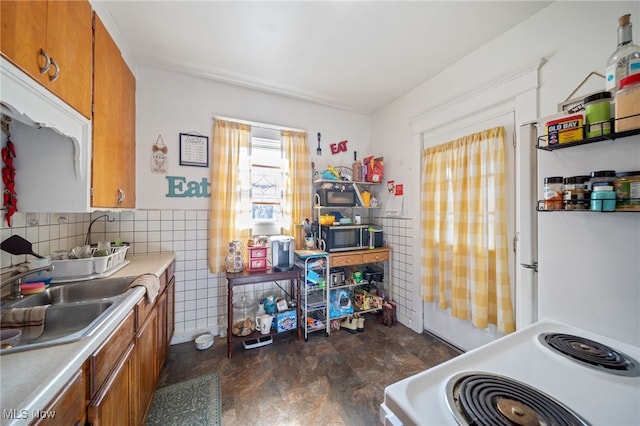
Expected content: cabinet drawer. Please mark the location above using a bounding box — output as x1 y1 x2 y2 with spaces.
32 368 85 426
247 258 268 271
331 253 363 267
362 250 389 263
165 260 175 283
136 292 155 328
248 246 267 259
88 310 134 398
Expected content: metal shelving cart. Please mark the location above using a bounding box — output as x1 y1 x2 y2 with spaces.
295 250 330 340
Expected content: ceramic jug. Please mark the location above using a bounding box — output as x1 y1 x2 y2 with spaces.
256 314 273 335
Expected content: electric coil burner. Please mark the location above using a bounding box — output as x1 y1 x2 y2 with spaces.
539 333 640 377
445 372 588 426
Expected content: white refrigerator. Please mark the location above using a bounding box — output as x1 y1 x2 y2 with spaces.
529 124 640 347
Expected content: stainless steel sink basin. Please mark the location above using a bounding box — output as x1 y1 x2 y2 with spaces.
0 276 137 354
7 276 135 308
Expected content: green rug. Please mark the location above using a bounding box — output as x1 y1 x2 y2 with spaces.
146 372 221 426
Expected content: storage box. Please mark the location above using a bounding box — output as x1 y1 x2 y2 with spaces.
246 246 268 271
546 114 584 145
275 309 297 333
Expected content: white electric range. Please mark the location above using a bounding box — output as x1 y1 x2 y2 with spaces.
380 319 640 425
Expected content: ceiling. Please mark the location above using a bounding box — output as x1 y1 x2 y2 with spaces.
96 1 552 114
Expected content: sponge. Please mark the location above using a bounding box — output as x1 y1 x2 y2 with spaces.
20 282 46 295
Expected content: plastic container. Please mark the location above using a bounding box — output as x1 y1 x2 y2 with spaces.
614 171 640 211
590 186 617 212
584 91 612 137
615 73 640 132
543 176 564 210
232 296 257 336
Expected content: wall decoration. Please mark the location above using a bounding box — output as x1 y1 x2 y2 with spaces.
558 71 605 113
330 140 348 155
387 180 395 193
165 176 211 198
395 184 404 196
151 134 168 174
316 132 322 156
179 132 209 167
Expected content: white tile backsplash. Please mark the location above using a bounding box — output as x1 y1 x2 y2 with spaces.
2 209 414 344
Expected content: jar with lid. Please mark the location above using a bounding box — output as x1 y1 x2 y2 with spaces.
232 295 257 336
543 176 563 210
563 176 589 210
589 170 616 191
615 73 640 132
584 91 612 137
614 170 640 211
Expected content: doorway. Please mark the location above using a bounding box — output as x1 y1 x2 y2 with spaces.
421 109 516 351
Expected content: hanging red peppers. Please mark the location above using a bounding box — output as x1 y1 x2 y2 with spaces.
2 138 17 227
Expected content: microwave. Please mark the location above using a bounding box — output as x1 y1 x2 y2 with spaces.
321 225 383 252
315 188 357 207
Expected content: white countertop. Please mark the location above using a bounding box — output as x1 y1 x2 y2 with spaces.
0 252 176 426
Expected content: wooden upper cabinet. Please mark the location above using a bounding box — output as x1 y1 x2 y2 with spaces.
0 0 92 118
92 14 136 208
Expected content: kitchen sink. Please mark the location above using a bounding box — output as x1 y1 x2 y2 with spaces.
0 276 137 354
7 276 135 308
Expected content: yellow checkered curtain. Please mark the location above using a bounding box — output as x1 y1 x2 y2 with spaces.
422 126 515 333
281 130 312 236
208 119 252 274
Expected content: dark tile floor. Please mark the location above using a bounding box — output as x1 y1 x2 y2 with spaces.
158 313 461 425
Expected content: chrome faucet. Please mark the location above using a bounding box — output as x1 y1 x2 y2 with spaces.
85 214 115 246
2 265 54 299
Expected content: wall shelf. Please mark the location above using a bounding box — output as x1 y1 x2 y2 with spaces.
536 117 640 151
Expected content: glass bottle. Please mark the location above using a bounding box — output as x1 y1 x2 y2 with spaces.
605 14 640 95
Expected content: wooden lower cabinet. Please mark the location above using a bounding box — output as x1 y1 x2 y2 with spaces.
32 262 175 425
87 343 136 425
31 369 85 426
136 306 158 424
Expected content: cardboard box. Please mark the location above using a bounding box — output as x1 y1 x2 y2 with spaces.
276 309 297 333
363 156 384 183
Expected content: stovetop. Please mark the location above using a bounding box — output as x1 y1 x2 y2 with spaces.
381 320 640 425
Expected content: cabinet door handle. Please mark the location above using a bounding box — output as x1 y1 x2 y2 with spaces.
48 57 60 82
39 48 51 74
117 188 125 203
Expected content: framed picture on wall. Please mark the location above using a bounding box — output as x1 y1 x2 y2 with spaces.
179 133 209 167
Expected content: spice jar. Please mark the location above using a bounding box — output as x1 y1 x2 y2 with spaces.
589 170 616 191
584 91 612 137
615 73 640 132
563 176 589 210
543 176 564 210
614 170 640 211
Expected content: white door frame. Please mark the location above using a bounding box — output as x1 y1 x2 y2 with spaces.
409 58 543 346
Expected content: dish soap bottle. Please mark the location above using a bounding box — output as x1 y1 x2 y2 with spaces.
605 14 640 95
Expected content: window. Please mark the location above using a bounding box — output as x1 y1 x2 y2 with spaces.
250 137 283 223
240 128 286 235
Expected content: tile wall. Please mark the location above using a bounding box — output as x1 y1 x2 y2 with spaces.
378 217 414 323
1 211 416 344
